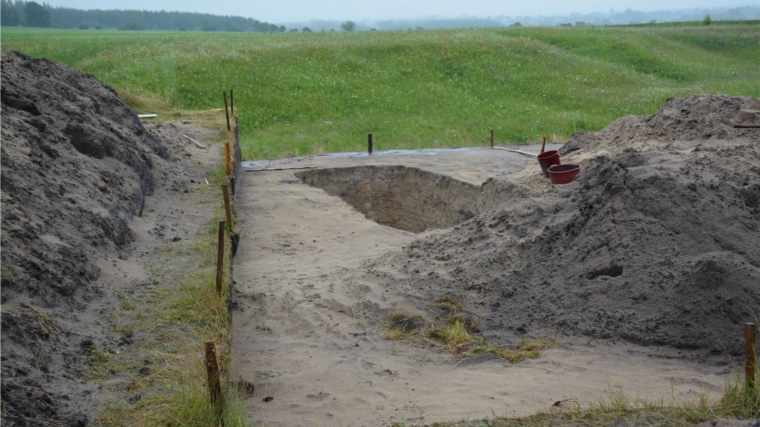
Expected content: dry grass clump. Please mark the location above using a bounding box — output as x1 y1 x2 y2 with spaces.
427 314 482 352
383 295 556 364
427 295 464 314
467 338 558 364
383 310 428 341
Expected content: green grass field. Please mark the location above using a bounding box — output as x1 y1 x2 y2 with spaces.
2 23 759 159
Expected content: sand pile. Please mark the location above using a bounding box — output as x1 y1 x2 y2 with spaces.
1 49 168 425
563 94 760 156
367 95 759 357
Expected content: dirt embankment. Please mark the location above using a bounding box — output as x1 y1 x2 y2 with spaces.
0 49 176 426
367 95 760 358
1 49 167 305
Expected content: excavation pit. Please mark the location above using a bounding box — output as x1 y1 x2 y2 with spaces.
233 142 732 426
296 165 482 233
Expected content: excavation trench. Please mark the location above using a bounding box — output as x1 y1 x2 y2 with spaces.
296 165 482 233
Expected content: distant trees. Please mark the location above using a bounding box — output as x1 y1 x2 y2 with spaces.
1 0 20 26
703 15 712 25
302 26 311 32
509 22 522 27
201 21 216 31
120 20 141 30
224 21 242 32
24 1 51 27
341 20 356 31
2 0 286 32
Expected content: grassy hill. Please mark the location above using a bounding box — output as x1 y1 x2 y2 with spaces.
2 23 759 159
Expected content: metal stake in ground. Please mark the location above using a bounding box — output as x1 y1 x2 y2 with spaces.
223 91 231 131
747 323 757 392
204 341 224 412
216 221 225 296
490 128 494 148
221 185 232 231
368 133 373 155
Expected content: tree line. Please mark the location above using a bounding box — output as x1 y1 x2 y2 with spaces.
0 0 286 31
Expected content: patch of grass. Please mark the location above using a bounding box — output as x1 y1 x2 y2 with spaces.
427 295 464 314
467 338 558 364
2 25 758 160
383 309 428 341
383 297 556 363
427 315 482 351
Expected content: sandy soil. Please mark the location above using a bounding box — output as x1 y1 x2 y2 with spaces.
231 145 733 427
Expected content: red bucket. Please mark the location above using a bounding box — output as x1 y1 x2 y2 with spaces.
548 164 581 184
537 150 560 178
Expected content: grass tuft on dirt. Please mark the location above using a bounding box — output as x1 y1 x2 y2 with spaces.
466 338 558 364
383 297 557 363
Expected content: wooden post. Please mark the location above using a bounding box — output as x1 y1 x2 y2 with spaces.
204 341 223 410
747 323 757 392
221 185 232 231
224 143 231 177
230 89 234 115
216 221 225 296
223 91 231 131
541 134 546 154
368 133 373 155
490 128 494 148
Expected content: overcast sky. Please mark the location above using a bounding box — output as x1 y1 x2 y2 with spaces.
44 1 754 22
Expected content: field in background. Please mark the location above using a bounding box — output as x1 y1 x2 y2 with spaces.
3 23 759 159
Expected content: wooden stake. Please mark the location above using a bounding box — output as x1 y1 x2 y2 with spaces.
221 185 232 231
368 133 373 155
541 134 546 154
747 323 757 392
204 341 223 409
230 89 234 115
216 221 225 296
223 91 231 131
490 128 494 148
224 143 231 177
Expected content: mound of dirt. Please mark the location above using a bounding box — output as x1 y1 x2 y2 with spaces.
1 48 167 305
367 95 759 357
1 49 168 425
562 94 760 156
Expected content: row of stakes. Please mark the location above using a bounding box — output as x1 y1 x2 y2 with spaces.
204 91 760 413
365 128 526 154
203 90 237 418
